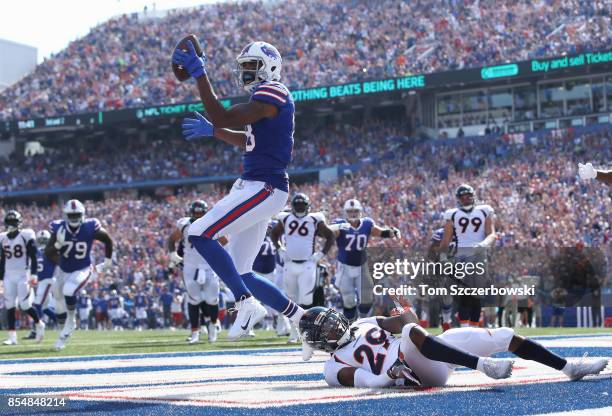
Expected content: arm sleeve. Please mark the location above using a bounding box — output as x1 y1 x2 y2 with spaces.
353 368 394 388
324 359 348 387
26 239 38 275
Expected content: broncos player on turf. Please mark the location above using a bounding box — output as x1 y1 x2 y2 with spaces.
331 199 401 322
174 40 307 341
271 193 335 343
440 184 496 327
45 200 114 350
300 307 609 388
1 211 44 345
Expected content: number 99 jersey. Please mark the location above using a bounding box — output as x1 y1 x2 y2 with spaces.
324 317 400 386
50 219 101 272
335 218 374 266
443 205 494 248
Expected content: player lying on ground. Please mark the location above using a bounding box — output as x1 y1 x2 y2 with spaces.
300 307 609 388
578 163 611 184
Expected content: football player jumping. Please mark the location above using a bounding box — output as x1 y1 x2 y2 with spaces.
173 40 306 340
1 211 44 345
300 307 609 388
45 200 114 350
578 163 612 184
331 199 400 322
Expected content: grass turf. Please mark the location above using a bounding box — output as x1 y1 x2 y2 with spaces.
0 327 610 360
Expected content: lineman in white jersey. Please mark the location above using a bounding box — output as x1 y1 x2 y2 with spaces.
440 184 496 327
271 193 334 342
300 306 608 388
168 201 222 343
1 211 45 345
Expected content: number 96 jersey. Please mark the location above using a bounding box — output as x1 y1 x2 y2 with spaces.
443 205 494 248
50 219 101 272
277 211 326 261
325 318 400 384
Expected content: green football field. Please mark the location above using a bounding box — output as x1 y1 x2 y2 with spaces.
1 327 610 360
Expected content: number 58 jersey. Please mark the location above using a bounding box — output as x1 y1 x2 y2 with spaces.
50 219 101 272
326 318 400 379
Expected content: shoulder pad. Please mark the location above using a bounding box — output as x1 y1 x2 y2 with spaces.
22 228 36 241
311 212 326 223
443 208 457 221
176 217 190 229
477 205 494 215
252 82 289 106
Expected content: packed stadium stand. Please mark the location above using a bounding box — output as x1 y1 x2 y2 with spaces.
0 0 610 120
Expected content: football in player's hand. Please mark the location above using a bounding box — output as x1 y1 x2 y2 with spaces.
172 34 204 82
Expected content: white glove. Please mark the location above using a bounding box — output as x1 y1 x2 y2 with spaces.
302 340 314 361
169 251 183 267
278 247 289 262
392 227 401 239
96 258 113 273
29 274 38 286
310 251 324 263
54 226 66 249
578 162 597 180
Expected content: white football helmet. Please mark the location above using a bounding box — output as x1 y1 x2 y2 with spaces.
36 230 51 246
343 199 363 221
235 41 282 93
63 199 85 227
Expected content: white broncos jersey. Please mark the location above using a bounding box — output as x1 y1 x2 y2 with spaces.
325 318 400 378
177 217 207 268
443 204 494 248
0 228 36 273
277 211 326 261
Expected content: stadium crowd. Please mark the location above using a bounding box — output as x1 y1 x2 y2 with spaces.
0 121 409 192
1 0 610 121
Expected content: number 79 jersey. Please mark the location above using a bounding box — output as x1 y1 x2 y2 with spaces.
443 204 494 247
326 318 400 377
50 219 101 273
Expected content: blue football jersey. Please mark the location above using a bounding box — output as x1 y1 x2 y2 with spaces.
135 293 147 308
94 298 108 313
253 236 277 274
109 296 120 309
243 81 294 192
37 253 56 281
432 227 457 257
78 295 90 309
50 218 101 272
336 218 375 266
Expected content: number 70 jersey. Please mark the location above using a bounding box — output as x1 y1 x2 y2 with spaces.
335 217 374 266
49 219 101 272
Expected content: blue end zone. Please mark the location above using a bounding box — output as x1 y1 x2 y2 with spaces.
4 377 611 416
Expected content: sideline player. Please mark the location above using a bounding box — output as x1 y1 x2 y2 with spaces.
271 193 334 342
77 289 91 330
331 199 400 322
168 201 221 343
108 289 124 330
253 220 290 335
174 40 305 340
440 184 496 327
1 211 44 344
427 227 457 331
27 230 57 339
578 163 611 184
301 307 609 388
45 200 114 350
